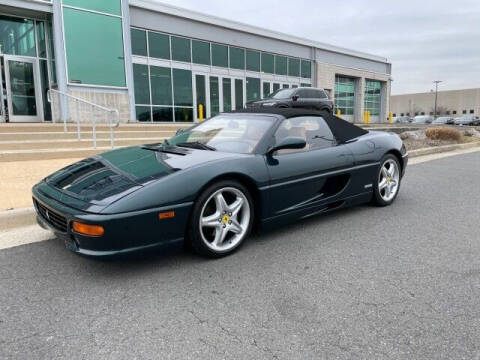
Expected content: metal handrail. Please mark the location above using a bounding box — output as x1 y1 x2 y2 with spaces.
47 89 120 149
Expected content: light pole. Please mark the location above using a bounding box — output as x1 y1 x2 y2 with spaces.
433 80 442 119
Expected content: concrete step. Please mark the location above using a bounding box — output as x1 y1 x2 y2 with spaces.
0 123 191 133
0 130 176 141
0 138 164 151
0 146 127 162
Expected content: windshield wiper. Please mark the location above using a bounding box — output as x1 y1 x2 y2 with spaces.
175 142 216 151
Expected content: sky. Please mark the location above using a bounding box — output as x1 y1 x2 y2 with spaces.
155 0 480 95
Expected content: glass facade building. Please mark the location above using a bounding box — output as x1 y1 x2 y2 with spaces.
130 27 312 122
0 0 390 125
0 13 55 122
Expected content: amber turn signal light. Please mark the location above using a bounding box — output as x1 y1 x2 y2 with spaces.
159 211 175 220
72 221 105 237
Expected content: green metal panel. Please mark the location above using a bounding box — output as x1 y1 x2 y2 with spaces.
63 0 121 16
63 8 126 86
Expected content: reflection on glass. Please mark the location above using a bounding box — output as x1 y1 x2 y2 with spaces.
175 107 193 122
172 69 192 106
210 76 219 116
223 78 232 112
39 59 51 120
246 77 260 102
195 75 207 118
263 82 270 99
9 60 37 116
150 66 172 105
136 106 151 122
153 107 173 122
36 21 47 58
133 64 150 105
0 16 36 57
235 79 244 110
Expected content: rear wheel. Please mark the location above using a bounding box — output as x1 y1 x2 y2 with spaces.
188 180 253 258
372 154 401 206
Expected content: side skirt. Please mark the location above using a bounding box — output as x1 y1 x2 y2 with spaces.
260 191 373 231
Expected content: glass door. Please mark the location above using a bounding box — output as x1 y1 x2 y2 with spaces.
5 56 42 122
221 77 232 112
234 78 245 110
194 73 209 122
0 58 4 123
262 81 272 99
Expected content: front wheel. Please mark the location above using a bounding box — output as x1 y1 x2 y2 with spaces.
188 180 253 258
372 155 402 207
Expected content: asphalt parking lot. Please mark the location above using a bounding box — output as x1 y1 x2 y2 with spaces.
1 152 480 360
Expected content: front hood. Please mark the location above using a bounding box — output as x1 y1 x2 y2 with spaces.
44 145 242 207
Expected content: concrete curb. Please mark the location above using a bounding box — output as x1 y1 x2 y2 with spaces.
1 141 479 232
409 141 480 158
0 207 36 231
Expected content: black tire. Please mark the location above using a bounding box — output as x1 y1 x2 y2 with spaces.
372 154 402 207
187 180 254 258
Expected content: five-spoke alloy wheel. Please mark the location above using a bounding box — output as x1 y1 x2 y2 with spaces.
373 154 402 206
189 180 253 257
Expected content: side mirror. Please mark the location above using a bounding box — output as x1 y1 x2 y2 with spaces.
292 95 299 102
268 136 306 155
175 128 185 136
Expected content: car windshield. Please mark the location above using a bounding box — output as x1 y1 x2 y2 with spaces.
435 117 448 122
266 89 296 100
168 116 273 154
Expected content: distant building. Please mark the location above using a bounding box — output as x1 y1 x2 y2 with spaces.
391 88 480 118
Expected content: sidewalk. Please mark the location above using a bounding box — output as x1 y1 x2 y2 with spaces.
0 158 81 211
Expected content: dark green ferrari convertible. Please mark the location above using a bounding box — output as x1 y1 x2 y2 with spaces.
32 109 408 258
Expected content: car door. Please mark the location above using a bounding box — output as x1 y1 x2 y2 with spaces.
292 89 314 109
264 116 354 220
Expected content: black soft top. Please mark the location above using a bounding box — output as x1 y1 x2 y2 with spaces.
229 108 369 143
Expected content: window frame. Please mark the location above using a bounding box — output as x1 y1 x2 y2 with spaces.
272 116 337 155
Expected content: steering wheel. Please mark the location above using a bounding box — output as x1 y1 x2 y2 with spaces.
209 140 254 153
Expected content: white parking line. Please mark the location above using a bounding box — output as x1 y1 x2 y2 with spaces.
409 146 480 165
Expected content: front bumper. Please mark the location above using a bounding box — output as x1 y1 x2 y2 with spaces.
32 189 192 257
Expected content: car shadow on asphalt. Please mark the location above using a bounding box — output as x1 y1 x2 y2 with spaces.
78 204 370 267
8 203 374 280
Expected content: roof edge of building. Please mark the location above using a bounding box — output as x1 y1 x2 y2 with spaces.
129 0 390 65
392 87 480 97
